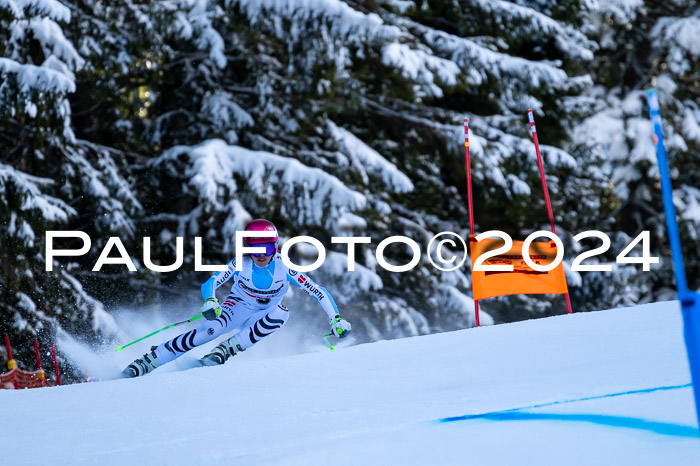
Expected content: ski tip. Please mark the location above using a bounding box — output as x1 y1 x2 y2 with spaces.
116 346 123 352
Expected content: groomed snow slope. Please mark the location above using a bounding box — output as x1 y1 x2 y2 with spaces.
3 301 699 465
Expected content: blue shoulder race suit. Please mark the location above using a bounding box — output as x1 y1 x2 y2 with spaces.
153 253 339 365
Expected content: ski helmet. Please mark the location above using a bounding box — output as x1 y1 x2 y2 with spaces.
243 219 278 256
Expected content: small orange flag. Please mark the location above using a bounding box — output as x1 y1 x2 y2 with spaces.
470 235 569 300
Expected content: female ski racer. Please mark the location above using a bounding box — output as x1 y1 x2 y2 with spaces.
122 219 351 377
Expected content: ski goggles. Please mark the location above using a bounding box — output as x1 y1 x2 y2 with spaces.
249 242 277 257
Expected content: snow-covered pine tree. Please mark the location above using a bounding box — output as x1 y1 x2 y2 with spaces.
572 1 700 310
0 0 136 374
135 0 602 336
4 0 655 378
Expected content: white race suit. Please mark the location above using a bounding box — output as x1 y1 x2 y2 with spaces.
153 253 339 365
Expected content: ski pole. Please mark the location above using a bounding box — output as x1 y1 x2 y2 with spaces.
116 314 204 352
323 325 347 350
323 333 336 351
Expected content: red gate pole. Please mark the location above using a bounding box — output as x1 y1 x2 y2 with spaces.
464 118 480 326
50 342 61 386
33 339 47 387
4 334 18 389
527 110 573 315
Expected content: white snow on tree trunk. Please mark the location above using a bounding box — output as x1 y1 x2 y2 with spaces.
328 121 413 193
0 162 76 222
227 0 390 43
381 42 460 98
150 139 367 225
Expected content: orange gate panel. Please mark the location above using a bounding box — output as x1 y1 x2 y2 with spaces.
470 236 569 301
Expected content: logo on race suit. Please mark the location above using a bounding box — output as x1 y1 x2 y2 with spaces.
207 328 215 335
298 275 306 284
217 259 237 283
239 282 284 296
288 270 298 277
302 281 324 301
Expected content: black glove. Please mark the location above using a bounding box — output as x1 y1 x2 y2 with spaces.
201 298 221 320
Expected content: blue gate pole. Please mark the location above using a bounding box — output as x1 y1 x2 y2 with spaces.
647 88 700 433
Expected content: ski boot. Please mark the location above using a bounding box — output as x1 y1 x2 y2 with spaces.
199 337 246 367
121 346 162 378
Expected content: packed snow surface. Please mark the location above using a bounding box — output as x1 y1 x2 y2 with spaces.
3 301 699 465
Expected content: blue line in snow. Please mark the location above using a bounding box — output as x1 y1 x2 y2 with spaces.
437 383 698 438
443 411 699 438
